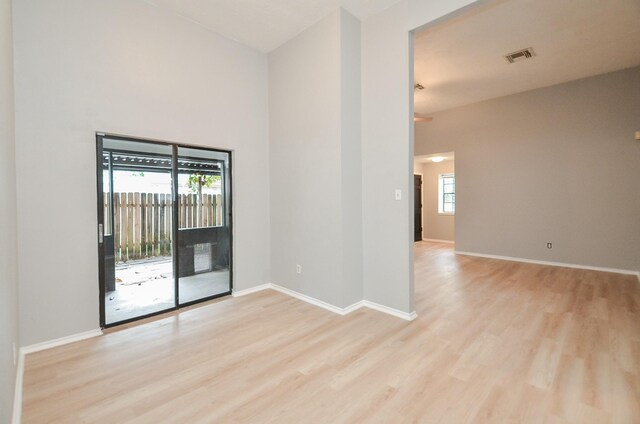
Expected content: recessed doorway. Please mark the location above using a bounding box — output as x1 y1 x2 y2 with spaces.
414 153 455 244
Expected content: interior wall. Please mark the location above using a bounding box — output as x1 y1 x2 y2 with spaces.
269 9 362 308
269 10 342 306
339 10 363 306
412 160 423 175
13 0 270 345
421 161 455 242
0 0 18 419
416 66 640 272
361 0 478 314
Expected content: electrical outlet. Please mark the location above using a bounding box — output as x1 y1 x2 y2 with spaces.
296 264 302 274
547 242 553 249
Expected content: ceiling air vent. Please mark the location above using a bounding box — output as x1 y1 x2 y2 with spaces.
505 48 535 63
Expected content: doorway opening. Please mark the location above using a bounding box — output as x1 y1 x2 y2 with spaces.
97 134 232 327
414 153 455 245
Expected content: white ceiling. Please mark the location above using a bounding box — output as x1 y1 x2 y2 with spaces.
415 152 455 163
142 0 401 52
414 0 640 114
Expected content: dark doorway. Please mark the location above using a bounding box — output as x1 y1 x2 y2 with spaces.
414 174 422 242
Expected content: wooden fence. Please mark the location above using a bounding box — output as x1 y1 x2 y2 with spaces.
104 192 223 262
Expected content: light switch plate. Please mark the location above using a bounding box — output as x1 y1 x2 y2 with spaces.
395 189 402 200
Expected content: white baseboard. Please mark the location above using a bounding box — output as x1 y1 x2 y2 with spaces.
362 300 417 321
232 284 271 297
270 283 355 315
13 328 102 423
423 238 454 244
21 329 103 355
237 283 417 321
343 300 365 315
12 350 24 424
455 251 640 276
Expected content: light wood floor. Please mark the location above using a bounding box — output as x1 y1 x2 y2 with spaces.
22 242 640 423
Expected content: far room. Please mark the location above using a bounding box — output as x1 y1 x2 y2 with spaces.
412 0 639 274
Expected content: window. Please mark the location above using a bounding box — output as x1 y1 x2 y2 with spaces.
438 173 455 214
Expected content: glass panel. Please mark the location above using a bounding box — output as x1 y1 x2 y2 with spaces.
439 173 456 214
177 147 231 304
102 138 175 325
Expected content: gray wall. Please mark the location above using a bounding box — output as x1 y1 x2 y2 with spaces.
13 0 270 345
361 0 478 315
269 9 362 308
9 0 479 347
339 10 363 306
421 161 455 242
0 0 18 420
416 66 640 272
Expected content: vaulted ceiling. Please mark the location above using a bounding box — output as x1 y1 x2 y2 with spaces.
414 0 640 114
142 0 401 52
140 0 640 114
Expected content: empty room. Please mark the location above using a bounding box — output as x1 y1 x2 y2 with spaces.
1 0 639 423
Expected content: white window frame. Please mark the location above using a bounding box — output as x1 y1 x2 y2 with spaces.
438 173 455 215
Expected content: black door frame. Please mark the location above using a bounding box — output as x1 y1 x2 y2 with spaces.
414 174 423 242
96 133 233 328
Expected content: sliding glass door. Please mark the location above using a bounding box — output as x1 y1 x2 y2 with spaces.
97 135 232 327
177 147 231 305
